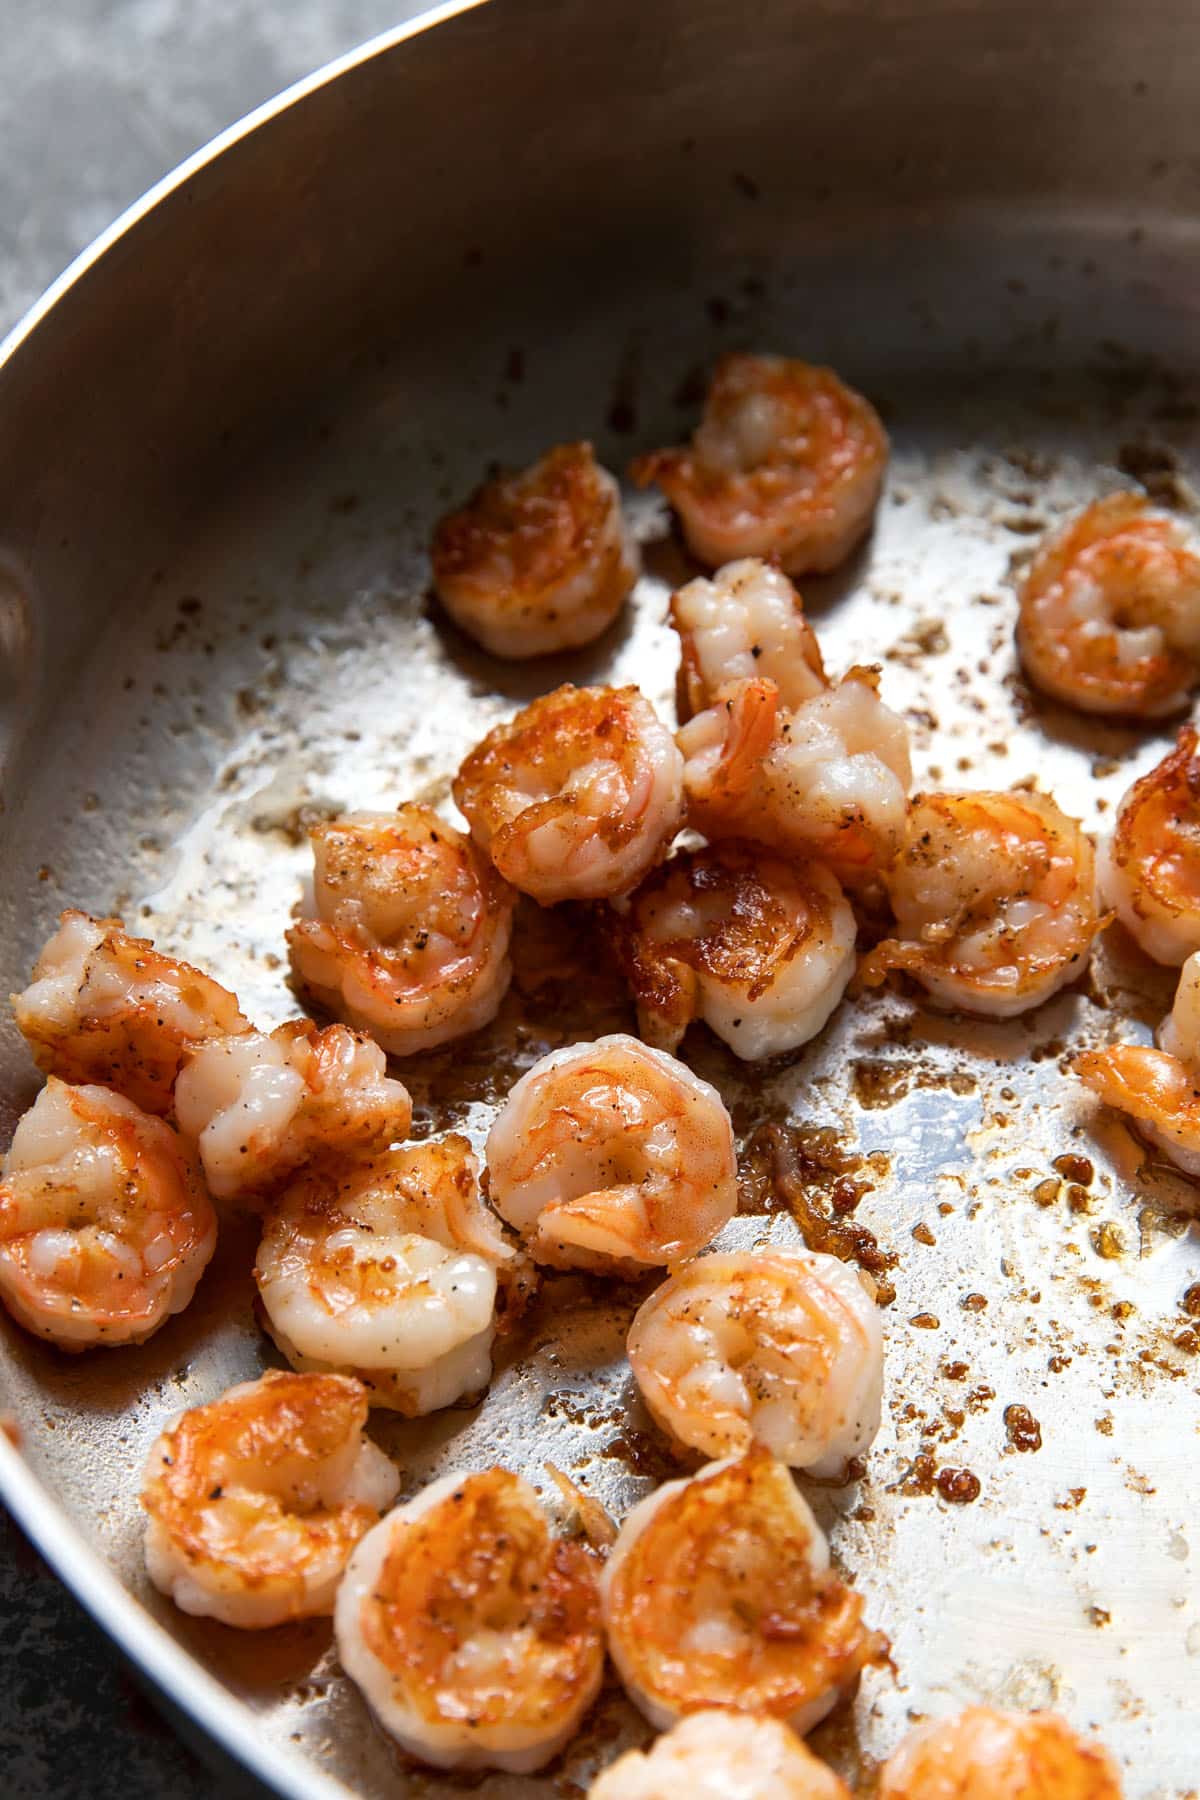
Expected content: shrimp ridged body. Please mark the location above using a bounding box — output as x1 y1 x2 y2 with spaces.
1099 725 1200 963
877 1705 1123 1799
1074 948 1200 1176
589 1709 851 1800
671 559 826 718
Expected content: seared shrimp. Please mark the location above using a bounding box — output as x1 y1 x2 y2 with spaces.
634 353 888 576
142 1369 398 1628
12 910 249 1115
589 1710 851 1800
287 807 515 1056
1074 948 1200 1175
485 1033 737 1271
335 1466 604 1772
627 1249 883 1475
860 790 1101 1017
174 1019 412 1203
454 684 684 903
609 840 856 1060
602 1446 885 1733
1017 492 1200 717
671 558 826 718
877 1706 1123 1800
1099 725 1200 963
432 442 639 658
0 1078 215 1349
256 1135 516 1414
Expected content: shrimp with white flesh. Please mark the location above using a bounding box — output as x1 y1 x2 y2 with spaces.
1074 948 1200 1176
287 807 515 1056
671 558 827 719
142 1370 398 1628
1017 492 1200 717
0 1078 215 1349
256 1135 516 1414
589 1709 852 1800
12 910 249 1116
627 1249 883 1474
485 1033 737 1271
431 442 640 658
335 1466 604 1772
877 1706 1123 1800
609 840 856 1060
174 1019 412 1203
1099 724 1200 963
453 684 684 904
634 353 889 575
860 790 1101 1017
602 1446 886 1733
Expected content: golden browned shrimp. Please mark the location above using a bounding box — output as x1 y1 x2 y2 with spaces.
431 442 640 658
589 1710 852 1800
1099 725 1200 963
877 1706 1123 1799
671 558 827 718
11 910 249 1115
454 684 684 903
634 354 888 575
1074 947 1200 1176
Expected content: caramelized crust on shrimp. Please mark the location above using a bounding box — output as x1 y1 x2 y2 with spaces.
432 442 639 658
634 354 888 576
335 1467 604 1772
287 807 515 1056
1099 725 1200 963
671 558 826 719
1017 492 1200 717
877 1706 1123 1800
12 910 249 1115
1074 948 1200 1176
589 1709 852 1800
0 1078 215 1349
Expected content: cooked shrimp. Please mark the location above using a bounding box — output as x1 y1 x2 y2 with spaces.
142 1369 398 1628
877 1706 1123 1799
589 1709 852 1800
287 807 515 1056
860 790 1101 1017
256 1135 516 1414
431 442 640 658
1017 492 1200 717
633 354 888 576
671 558 826 719
485 1033 737 1271
0 1078 215 1349
11 910 249 1115
454 684 684 903
602 1446 886 1733
174 1019 412 1203
609 841 856 1060
335 1466 604 1772
1099 725 1200 963
1074 948 1200 1175
627 1249 883 1475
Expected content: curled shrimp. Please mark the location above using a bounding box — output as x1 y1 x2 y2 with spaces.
335 1466 604 1772
633 353 888 576
141 1369 398 1628
609 840 856 1061
1016 492 1200 717
860 789 1101 1017
602 1446 886 1733
0 1078 215 1349
256 1134 517 1415
287 806 515 1056
454 684 684 903
1074 948 1200 1176
877 1706 1123 1800
589 1709 852 1800
671 558 827 719
11 910 249 1116
174 1019 412 1203
627 1249 883 1475
1098 725 1200 964
431 441 640 658
485 1033 737 1271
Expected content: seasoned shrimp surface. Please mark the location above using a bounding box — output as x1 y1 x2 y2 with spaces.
454 684 684 904
603 1447 885 1733
1099 725 1200 963
1017 492 1200 717
634 354 888 576
335 1467 604 1772
175 1019 412 1203
0 1078 215 1349
610 841 856 1060
628 1250 883 1474
12 910 249 1115
671 559 826 718
860 790 1100 1017
589 1709 851 1800
288 807 515 1056
142 1370 397 1628
877 1706 1123 1800
486 1034 737 1270
1074 949 1200 1176
256 1135 514 1414
432 442 639 658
